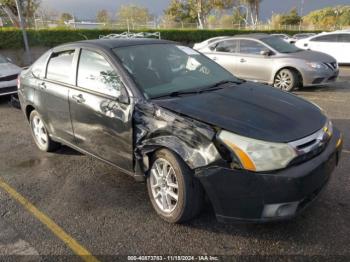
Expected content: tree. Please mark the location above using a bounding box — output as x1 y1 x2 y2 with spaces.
242 0 262 26
164 0 196 24
60 12 73 23
164 0 237 28
303 5 350 29
280 8 301 25
116 5 152 25
96 9 110 24
269 8 301 29
0 0 40 27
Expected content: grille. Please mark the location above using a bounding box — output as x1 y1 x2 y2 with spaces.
288 127 331 166
323 62 337 71
0 74 18 82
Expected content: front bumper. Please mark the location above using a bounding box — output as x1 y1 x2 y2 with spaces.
195 129 342 223
302 68 339 86
0 79 17 96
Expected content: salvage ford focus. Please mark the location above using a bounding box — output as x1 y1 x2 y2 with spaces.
18 39 343 223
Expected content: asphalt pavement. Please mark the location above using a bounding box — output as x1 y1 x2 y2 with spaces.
0 67 349 261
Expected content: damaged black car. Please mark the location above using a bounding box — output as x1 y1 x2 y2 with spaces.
18 39 343 223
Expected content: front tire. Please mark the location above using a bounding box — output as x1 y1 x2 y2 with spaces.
147 149 204 223
274 69 300 92
29 110 60 152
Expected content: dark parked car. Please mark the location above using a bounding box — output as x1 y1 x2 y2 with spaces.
18 39 343 223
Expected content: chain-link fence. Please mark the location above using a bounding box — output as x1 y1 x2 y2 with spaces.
0 16 348 31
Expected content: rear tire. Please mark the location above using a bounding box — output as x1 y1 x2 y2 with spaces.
147 149 204 223
29 110 60 152
274 69 300 92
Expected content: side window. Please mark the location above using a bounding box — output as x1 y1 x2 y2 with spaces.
215 40 237 53
311 35 337 42
338 34 350 43
46 50 75 83
31 50 51 79
239 40 266 55
77 49 125 98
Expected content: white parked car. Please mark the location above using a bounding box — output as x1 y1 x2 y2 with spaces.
295 30 350 64
0 55 22 96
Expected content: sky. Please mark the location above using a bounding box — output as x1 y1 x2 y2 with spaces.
42 0 350 21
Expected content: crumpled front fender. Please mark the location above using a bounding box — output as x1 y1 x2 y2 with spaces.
133 101 221 172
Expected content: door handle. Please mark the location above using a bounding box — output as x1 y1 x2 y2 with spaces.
240 58 246 63
39 82 46 89
72 94 85 104
212 57 218 61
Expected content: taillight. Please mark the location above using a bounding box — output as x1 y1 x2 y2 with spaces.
17 76 20 89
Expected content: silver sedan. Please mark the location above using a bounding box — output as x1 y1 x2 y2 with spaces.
194 34 339 91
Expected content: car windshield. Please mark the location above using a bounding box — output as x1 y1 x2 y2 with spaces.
113 44 237 99
0 55 8 64
261 36 302 53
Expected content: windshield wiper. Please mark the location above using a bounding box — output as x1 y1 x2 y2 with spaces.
151 79 244 100
199 79 244 92
152 90 200 99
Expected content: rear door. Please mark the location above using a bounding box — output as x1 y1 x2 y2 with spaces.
69 48 134 172
235 39 274 82
39 49 76 143
204 40 240 75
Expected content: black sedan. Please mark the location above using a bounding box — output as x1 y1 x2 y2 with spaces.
18 38 343 223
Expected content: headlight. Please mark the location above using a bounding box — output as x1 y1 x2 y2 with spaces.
307 62 326 70
218 131 297 172
323 119 333 138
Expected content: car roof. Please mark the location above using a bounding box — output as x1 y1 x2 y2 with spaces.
55 38 174 51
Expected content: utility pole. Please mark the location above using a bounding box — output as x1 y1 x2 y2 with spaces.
15 0 31 64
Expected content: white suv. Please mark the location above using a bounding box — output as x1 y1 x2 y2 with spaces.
295 30 350 64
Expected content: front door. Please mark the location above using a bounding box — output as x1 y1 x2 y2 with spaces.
205 39 240 76
235 39 274 83
69 48 134 172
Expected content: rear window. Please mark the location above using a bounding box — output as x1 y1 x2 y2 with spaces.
311 34 337 42
31 50 51 79
46 50 75 83
338 34 350 43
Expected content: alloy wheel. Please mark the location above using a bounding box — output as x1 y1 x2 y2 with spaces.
149 158 179 213
274 71 293 91
31 115 48 148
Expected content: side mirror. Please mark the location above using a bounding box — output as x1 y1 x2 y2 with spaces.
6 57 12 62
260 49 272 56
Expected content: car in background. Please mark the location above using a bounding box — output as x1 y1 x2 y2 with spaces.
271 33 295 44
295 30 350 64
194 34 339 91
193 36 229 50
18 38 343 223
293 33 316 41
0 55 22 96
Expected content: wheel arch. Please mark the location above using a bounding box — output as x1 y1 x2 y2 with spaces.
274 66 304 86
25 104 36 121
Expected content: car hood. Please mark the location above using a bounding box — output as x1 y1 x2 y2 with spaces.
283 50 336 62
0 63 22 76
153 83 326 143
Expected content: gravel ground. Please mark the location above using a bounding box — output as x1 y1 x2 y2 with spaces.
0 68 349 261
